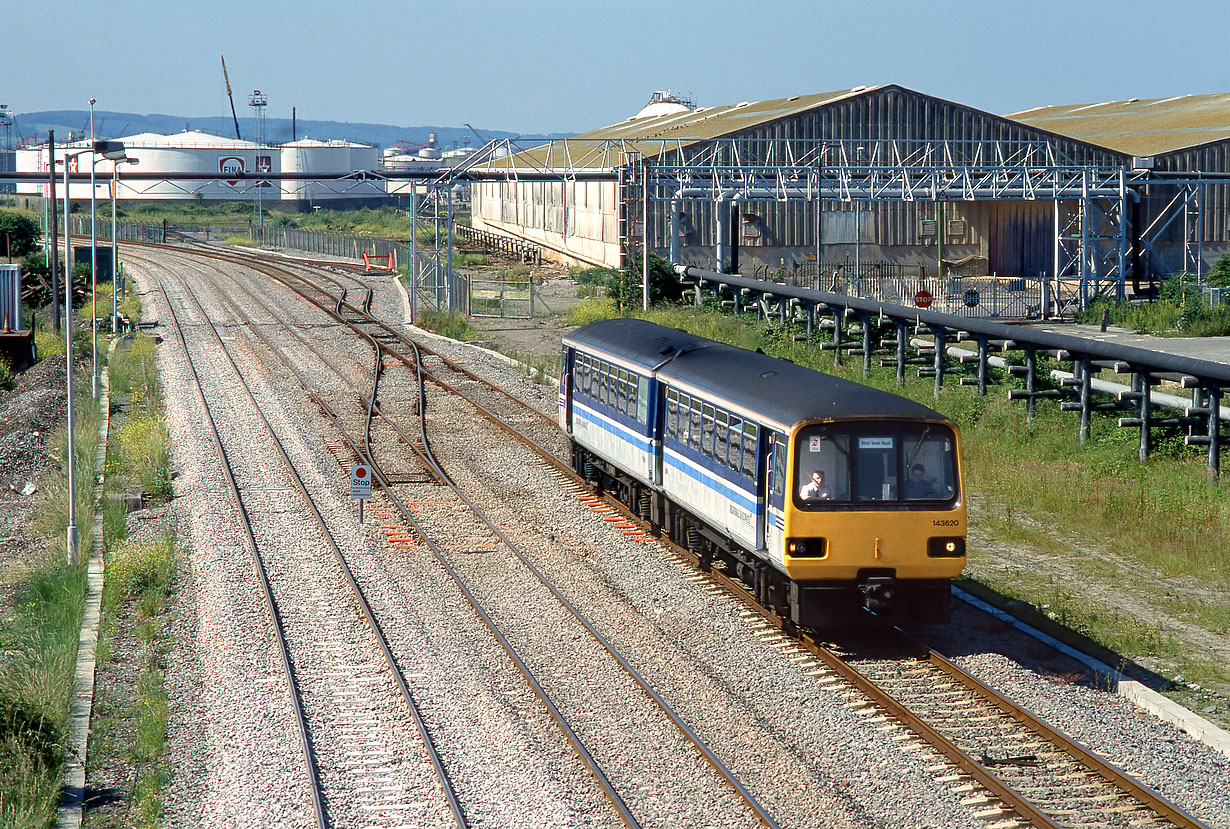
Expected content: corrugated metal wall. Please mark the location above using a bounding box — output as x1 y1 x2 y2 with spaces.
1153 141 1230 242
646 86 1129 261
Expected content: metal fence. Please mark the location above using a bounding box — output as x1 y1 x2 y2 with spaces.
829 274 1047 320
72 217 541 321
469 273 534 318
257 225 417 267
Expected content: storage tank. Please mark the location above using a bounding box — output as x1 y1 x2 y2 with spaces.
281 138 379 202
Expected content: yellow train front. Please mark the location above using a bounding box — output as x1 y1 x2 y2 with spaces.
774 417 966 627
561 319 966 629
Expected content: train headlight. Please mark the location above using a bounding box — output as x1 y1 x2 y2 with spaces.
787 538 828 558
927 537 965 558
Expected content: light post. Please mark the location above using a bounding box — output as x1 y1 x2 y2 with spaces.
88 99 97 398
111 157 138 332
60 138 127 563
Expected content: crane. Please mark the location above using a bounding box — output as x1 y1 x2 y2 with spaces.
221 56 242 140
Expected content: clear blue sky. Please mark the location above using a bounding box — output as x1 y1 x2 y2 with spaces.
7 0 1229 136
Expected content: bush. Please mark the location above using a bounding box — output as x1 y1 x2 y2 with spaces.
1081 272 1230 337
0 210 42 258
568 298 621 326
1207 254 1230 288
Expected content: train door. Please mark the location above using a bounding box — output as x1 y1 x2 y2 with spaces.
558 347 572 432
644 376 663 486
764 431 787 567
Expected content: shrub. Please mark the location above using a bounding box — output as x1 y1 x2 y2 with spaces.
568 298 620 326
106 535 175 610
117 414 171 502
0 210 42 258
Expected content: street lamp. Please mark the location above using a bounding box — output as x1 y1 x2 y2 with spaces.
60 138 127 563
88 99 97 399
111 157 138 332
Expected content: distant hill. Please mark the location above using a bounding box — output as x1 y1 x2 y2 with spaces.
11 110 570 152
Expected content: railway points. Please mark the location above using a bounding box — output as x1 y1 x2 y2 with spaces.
56 239 1230 827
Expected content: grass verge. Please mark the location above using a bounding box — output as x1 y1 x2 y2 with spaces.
83 332 175 827
0 368 100 827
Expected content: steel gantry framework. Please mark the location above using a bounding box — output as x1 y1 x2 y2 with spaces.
461 137 1152 311
5 137 1223 310
459 137 1230 312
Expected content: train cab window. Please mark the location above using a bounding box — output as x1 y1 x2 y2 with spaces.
636 376 649 423
794 422 958 508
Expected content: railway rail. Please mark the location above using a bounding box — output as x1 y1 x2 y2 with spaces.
128 243 780 829
151 270 465 827
128 241 1214 828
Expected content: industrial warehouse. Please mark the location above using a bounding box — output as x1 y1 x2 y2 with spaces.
469 84 1230 304
4 84 1229 309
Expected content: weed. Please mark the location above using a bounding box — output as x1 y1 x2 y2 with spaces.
116 415 171 503
415 310 480 341
567 298 621 327
104 536 175 614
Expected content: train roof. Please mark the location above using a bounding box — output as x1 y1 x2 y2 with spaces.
564 318 949 430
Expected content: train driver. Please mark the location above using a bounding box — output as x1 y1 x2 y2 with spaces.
799 470 832 501
904 463 935 499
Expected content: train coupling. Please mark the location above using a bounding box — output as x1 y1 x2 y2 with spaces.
859 575 897 615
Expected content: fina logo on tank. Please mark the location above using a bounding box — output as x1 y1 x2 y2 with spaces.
256 155 272 188
219 156 244 186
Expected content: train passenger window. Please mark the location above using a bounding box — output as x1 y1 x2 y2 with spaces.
616 369 628 413
769 434 786 498
688 408 702 451
726 417 742 472
665 392 678 437
701 404 716 458
743 429 758 479
715 412 729 466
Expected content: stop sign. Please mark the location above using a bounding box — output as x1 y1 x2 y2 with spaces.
914 290 933 308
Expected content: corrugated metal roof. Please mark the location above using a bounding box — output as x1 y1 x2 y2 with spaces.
577 87 877 141
489 86 888 170
1006 92 1230 156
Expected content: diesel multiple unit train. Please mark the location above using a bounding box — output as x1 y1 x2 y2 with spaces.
559 319 966 627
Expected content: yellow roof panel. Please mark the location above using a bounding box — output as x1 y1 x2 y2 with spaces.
1007 92 1230 156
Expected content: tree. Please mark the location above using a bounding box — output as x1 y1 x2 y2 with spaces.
1207 254 1230 288
608 252 687 310
0 210 42 260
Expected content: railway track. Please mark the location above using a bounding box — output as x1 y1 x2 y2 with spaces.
151 270 465 827
129 241 1214 828
129 244 780 829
